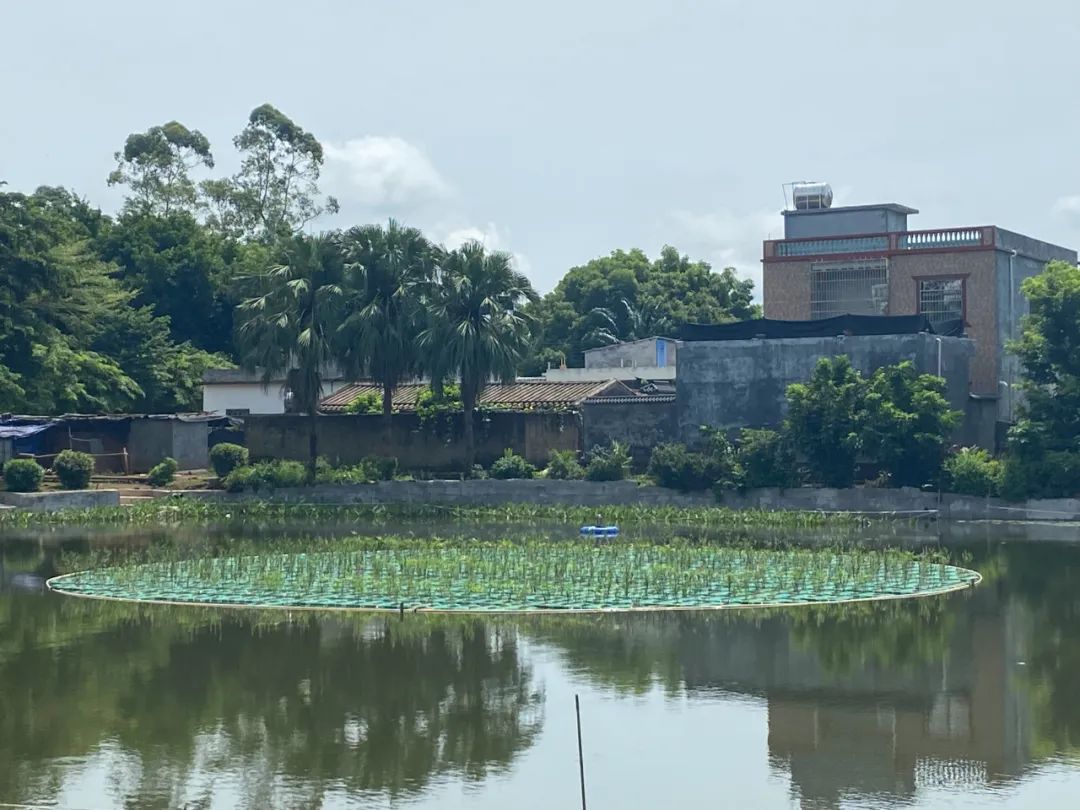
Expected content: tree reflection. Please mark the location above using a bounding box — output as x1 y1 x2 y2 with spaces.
0 594 542 808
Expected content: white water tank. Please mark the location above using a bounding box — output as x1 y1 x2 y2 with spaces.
792 182 834 210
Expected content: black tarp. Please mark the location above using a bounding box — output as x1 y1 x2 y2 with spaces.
679 314 964 342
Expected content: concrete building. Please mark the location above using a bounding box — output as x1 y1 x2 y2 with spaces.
544 337 678 382
676 315 978 446
762 191 1076 423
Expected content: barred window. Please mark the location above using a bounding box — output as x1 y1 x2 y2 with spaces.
918 278 964 325
810 258 889 319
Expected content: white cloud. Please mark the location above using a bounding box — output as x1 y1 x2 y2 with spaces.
1053 195 1080 226
435 221 533 279
323 136 451 207
668 208 783 298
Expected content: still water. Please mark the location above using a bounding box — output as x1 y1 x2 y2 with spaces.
2 522 1079 809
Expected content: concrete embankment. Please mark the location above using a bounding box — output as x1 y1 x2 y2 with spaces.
166 480 1080 522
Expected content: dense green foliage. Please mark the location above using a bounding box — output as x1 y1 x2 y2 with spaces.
1004 261 1080 498
2 459 44 492
736 429 799 490
53 449 95 490
524 246 757 371
146 457 178 487
489 449 536 480
224 460 309 492
944 447 1003 497
209 443 249 478
786 357 866 488
584 442 631 481
784 358 958 489
647 443 722 492
861 362 960 488
545 450 585 480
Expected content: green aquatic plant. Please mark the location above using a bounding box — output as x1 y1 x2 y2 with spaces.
49 534 979 613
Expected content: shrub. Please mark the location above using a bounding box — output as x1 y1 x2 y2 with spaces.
585 442 631 482
489 449 536 480
736 429 799 489
53 450 95 490
3 459 44 493
224 460 308 492
468 464 488 480
861 362 960 488
146 457 178 487
344 391 382 415
647 443 716 491
210 443 249 478
785 356 866 488
364 456 398 482
943 448 1003 497
1000 451 1080 501
546 449 584 480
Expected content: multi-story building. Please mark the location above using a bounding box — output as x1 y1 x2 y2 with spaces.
762 187 1076 422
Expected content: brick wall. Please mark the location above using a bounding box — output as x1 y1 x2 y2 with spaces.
889 251 997 394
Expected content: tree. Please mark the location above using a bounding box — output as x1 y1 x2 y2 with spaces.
97 212 245 354
338 220 437 437
0 188 142 413
107 121 214 216
785 356 866 488
1010 260 1080 455
235 234 346 473
861 361 960 487
420 242 537 469
528 245 756 368
203 103 338 241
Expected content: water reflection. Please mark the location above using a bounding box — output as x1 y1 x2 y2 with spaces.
0 591 542 808
2 531 1080 808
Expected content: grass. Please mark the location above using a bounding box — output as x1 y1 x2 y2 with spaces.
0 499 885 530
48 532 979 613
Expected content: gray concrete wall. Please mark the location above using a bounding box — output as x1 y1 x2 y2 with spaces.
0 489 120 511
584 338 677 369
127 420 173 473
246 411 580 470
676 333 974 444
172 479 1080 521
171 421 210 471
582 399 677 467
783 207 910 239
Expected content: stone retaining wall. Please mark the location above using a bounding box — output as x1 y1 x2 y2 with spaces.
171 480 1080 521
0 489 121 511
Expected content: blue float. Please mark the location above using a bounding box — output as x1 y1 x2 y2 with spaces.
579 525 620 538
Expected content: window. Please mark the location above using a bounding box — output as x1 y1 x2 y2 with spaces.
918 278 964 325
810 258 889 319
225 408 250 417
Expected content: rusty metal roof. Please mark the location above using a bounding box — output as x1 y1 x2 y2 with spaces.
321 380 630 413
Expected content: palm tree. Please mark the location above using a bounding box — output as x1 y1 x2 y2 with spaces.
420 242 537 470
338 220 437 439
235 233 345 475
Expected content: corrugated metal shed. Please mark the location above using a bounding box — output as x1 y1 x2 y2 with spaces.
321 380 631 413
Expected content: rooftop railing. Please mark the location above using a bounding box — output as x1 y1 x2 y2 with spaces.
766 226 994 259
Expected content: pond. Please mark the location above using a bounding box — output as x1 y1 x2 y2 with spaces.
2 517 1079 809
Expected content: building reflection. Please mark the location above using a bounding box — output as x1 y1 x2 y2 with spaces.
538 573 1035 809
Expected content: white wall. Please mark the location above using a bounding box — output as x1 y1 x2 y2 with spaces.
202 380 352 415
543 366 676 382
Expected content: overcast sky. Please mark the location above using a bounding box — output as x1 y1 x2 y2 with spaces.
4 0 1080 296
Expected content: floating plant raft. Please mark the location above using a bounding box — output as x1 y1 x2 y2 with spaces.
47 540 981 613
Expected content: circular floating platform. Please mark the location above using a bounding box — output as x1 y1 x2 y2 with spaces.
47 543 981 614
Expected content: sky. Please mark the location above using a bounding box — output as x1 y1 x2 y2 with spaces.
3 0 1080 297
